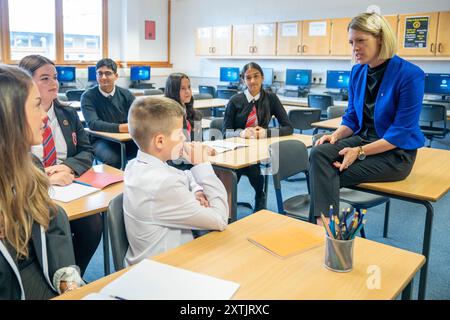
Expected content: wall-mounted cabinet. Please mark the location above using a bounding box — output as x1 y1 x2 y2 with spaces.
397 12 439 56
301 19 331 55
232 23 277 56
277 21 302 55
195 26 232 56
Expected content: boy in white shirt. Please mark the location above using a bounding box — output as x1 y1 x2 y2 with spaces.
124 96 229 265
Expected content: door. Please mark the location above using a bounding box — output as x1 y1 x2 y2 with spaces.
253 23 277 55
330 18 352 56
302 19 331 55
233 24 254 56
212 26 232 55
195 27 213 56
436 11 450 57
277 21 302 55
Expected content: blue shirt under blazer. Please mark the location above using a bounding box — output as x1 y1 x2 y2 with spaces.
342 55 425 150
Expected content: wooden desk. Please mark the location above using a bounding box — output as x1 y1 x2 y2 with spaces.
209 134 312 220
193 98 228 110
55 210 425 300
350 147 450 299
54 164 124 275
311 117 342 133
278 95 348 108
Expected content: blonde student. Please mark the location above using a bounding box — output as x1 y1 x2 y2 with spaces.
0 65 83 299
124 96 229 266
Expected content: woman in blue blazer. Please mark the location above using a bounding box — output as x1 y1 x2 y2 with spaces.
19 55 102 276
309 12 425 224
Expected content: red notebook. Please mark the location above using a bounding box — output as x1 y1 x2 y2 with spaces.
74 171 123 189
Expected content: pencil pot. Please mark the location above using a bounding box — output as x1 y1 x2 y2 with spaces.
324 235 354 273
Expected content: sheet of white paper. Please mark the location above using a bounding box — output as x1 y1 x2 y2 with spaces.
203 140 247 153
100 260 240 300
256 24 274 37
49 183 100 203
281 23 298 37
309 21 327 36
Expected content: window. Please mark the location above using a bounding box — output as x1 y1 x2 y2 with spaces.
8 0 56 60
63 0 103 61
0 0 108 64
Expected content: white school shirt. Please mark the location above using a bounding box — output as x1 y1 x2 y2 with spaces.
123 151 229 266
244 89 261 103
31 104 68 163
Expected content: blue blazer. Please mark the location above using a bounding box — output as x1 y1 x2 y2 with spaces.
342 55 425 150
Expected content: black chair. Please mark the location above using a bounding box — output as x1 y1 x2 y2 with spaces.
143 89 164 95
65 89 85 101
419 102 447 147
269 140 351 223
308 94 334 119
312 133 392 238
288 108 321 133
327 106 347 119
193 93 213 100
209 117 224 141
199 85 216 98
106 193 129 271
216 89 238 99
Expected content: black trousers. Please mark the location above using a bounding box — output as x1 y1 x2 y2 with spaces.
309 135 417 217
93 139 138 169
69 214 103 276
236 164 264 200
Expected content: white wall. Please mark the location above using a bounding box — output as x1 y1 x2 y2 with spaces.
170 0 450 89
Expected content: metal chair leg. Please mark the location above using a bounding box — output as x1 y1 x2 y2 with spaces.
383 200 391 238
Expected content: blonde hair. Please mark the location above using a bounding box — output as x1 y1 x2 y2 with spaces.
0 65 55 258
348 12 397 61
128 96 186 150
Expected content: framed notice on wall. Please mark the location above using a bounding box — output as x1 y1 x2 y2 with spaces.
404 16 429 48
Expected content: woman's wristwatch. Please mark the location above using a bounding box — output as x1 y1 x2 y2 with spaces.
357 146 366 160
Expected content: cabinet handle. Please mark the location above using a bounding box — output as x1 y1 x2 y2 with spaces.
212 47 216 54
302 45 306 53
254 46 257 53
430 43 435 53
249 46 253 53
438 43 443 53
209 47 212 54
297 45 301 53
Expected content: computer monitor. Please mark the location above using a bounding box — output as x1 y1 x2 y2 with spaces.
326 70 350 90
424 73 450 98
87 66 97 82
219 67 240 84
262 68 274 87
56 66 76 85
130 66 151 82
285 69 312 88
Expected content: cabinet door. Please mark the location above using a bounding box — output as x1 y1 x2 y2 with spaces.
397 12 439 56
384 15 398 35
233 24 254 56
195 27 213 55
212 26 232 56
302 19 331 55
277 21 302 55
254 23 277 55
330 18 352 56
436 11 450 57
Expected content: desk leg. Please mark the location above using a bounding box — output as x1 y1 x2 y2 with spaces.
102 211 111 276
120 142 127 170
213 166 238 222
418 201 434 300
401 280 413 300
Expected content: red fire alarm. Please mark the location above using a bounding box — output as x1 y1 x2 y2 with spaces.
145 20 156 40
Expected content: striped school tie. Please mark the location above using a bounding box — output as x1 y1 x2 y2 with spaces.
186 117 192 137
42 116 57 167
245 101 258 128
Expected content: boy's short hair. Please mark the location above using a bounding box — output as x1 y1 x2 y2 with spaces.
96 58 118 73
129 96 186 150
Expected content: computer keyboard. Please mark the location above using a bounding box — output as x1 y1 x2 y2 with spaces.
131 83 155 89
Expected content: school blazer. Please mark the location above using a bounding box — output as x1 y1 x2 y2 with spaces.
54 101 94 176
0 207 76 300
342 55 425 150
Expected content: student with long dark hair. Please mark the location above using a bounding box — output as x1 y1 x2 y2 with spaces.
0 65 83 299
223 62 293 211
164 73 202 141
19 55 102 276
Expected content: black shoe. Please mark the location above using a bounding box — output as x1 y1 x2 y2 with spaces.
254 193 267 212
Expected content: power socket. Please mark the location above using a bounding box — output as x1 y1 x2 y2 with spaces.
313 77 317 83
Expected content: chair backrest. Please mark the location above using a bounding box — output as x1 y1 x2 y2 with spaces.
327 106 347 119
308 94 334 114
288 108 321 131
193 93 213 100
269 140 309 189
209 117 224 140
420 103 447 123
106 193 128 271
58 93 69 102
65 89 85 101
216 89 238 99
199 85 216 97
143 89 164 96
